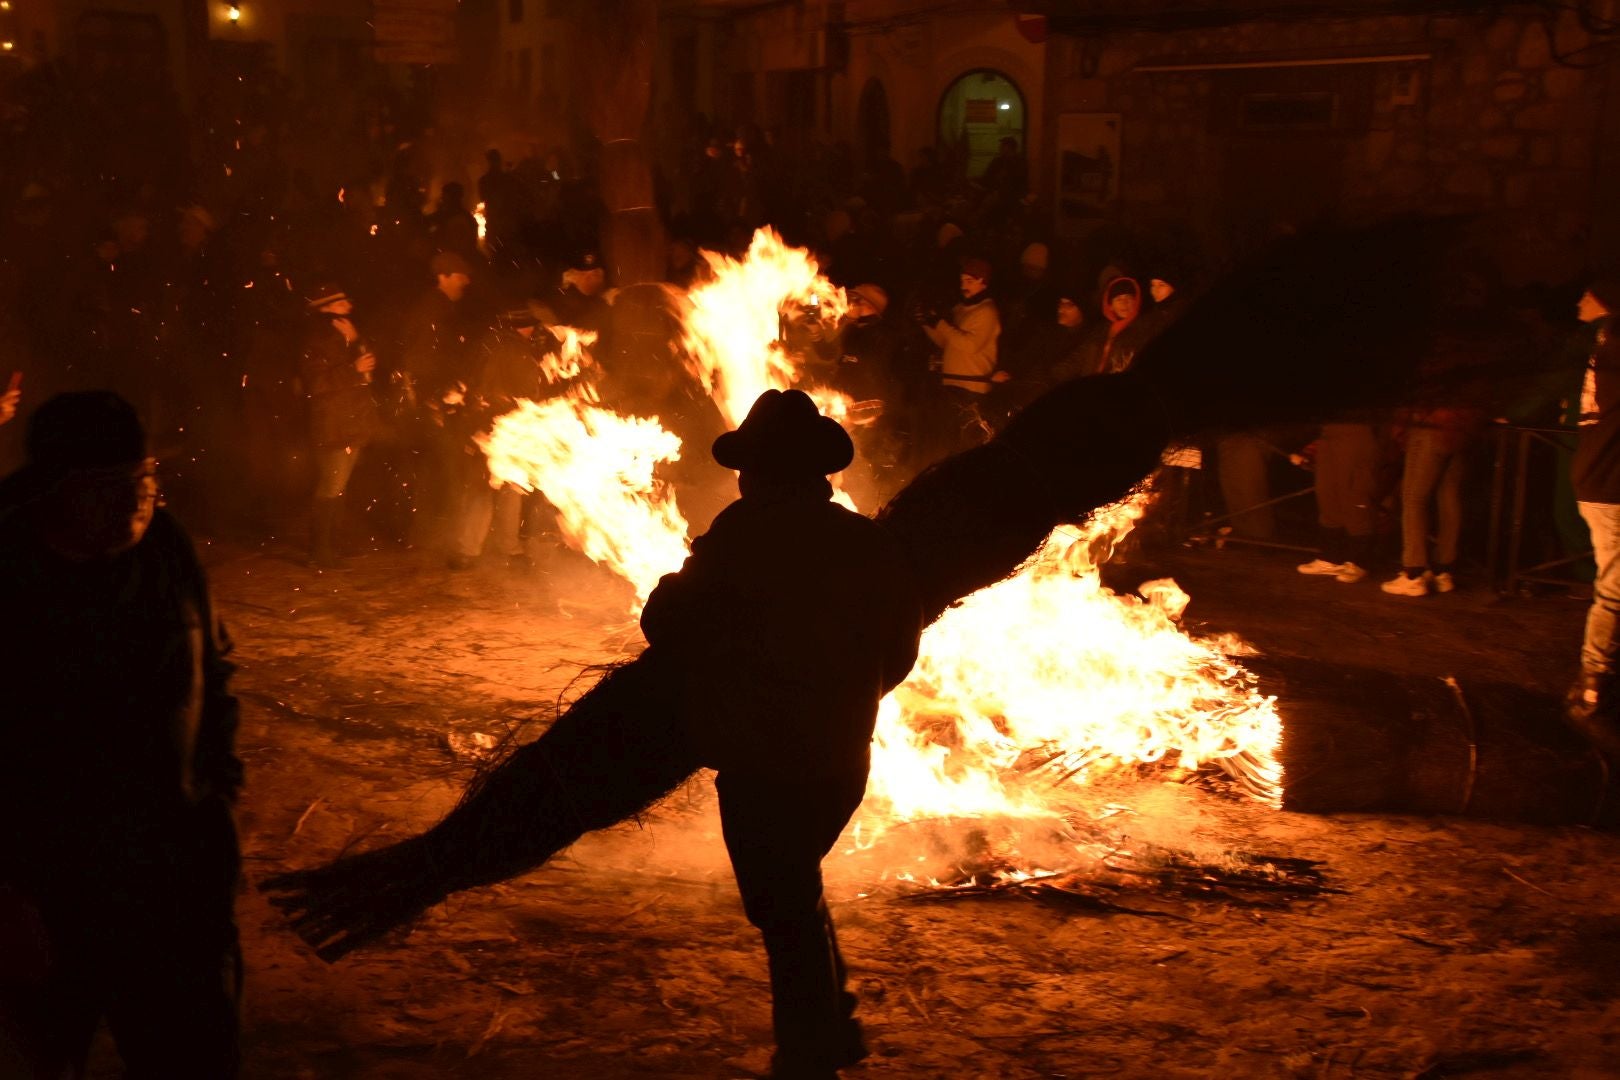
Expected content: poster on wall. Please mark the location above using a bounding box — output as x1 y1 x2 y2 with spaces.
1055 112 1121 238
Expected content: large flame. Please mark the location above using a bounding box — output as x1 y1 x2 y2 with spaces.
679 227 848 427
865 490 1281 830
477 327 689 608
475 230 1282 830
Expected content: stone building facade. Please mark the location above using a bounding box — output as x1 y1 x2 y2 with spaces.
1044 6 1618 280
654 1 1048 184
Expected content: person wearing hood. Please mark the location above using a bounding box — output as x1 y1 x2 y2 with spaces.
639 390 922 1079
1098 274 1146 373
0 392 243 1079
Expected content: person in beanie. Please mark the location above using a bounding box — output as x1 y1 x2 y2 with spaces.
1567 276 1620 755
639 389 922 1079
920 255 1004 458
300 281 379 569
0 392 243 1079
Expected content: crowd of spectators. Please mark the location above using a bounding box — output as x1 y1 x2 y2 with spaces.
0 56 1601 590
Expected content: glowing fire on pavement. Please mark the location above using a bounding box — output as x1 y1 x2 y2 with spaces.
866 491 1281 832
475 229 1283 840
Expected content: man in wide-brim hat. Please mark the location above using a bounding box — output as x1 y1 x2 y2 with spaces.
639 389 923 1079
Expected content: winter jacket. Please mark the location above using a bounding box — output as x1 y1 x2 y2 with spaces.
300 318 379 450
0 504 241 897
925 294 1001 394
400 288 476 404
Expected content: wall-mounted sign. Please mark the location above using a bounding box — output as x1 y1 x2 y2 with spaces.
373 10 454 46
1056 112 1121 237
374 0 457 64
964 98 999 124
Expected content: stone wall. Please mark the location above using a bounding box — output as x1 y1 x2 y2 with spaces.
1049 7 1612 282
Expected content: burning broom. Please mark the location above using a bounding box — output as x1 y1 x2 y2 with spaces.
264 218 1460 960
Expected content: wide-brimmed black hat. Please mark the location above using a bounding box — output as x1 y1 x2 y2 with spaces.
26 391 147 470
711 389 853 477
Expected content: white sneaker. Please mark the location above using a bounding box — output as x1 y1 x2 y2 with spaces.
1298 559 1345 576
1381 571 1430 596
1335 562 1367 583
1432 571 1455 593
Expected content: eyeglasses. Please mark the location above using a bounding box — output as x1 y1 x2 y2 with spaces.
58 457 162 504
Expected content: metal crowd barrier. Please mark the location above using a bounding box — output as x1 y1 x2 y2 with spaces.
1484 423 1591 594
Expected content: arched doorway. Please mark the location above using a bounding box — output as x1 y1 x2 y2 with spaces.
937 69 1026 181
857 77 891 169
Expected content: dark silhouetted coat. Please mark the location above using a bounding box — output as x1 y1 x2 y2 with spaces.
640 483 923 776
0 506 242 896
0 500 243 1076
300 318 379 450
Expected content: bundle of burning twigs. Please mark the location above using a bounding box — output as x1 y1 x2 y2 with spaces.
264 219 1459 959
268 659 700 960
895 846 1338 914
1013 725 1282 805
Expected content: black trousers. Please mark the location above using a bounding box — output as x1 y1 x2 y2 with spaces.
716 767 868 1070
4 805 241 1079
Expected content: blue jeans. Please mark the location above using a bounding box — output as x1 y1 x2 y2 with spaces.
312 445 362 500
1579 501 1620 675
1400 427 1464 569
456 481 526 558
